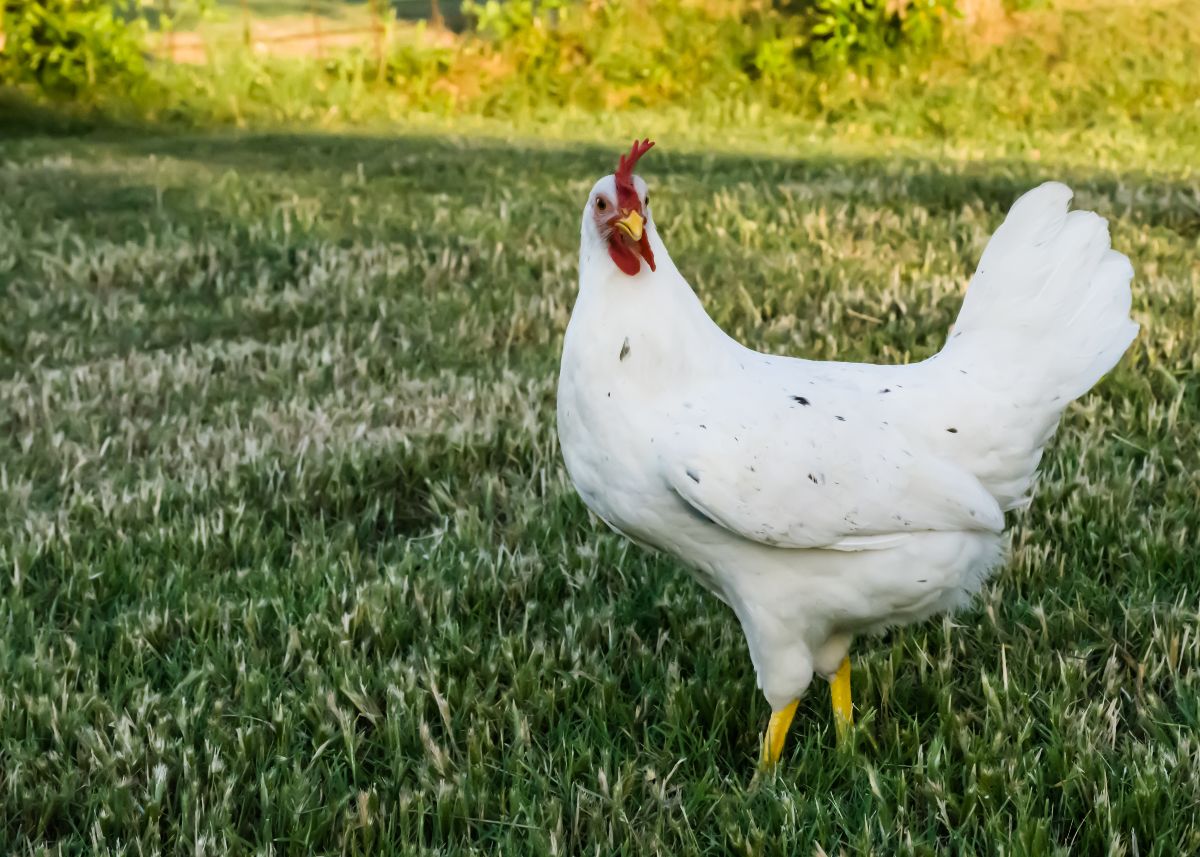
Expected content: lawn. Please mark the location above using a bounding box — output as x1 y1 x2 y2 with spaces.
2 8 1199 855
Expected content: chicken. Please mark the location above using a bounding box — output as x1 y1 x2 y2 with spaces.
556 140 1137 766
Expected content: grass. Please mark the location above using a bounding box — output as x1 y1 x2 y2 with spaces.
2 4 1200 855
134 0 1200 160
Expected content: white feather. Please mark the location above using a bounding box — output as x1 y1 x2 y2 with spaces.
558 175 1136 709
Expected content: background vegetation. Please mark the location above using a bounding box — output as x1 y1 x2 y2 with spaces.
1 0 1198 854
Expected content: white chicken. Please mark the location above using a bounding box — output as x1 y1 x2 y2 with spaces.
556 140 1137 766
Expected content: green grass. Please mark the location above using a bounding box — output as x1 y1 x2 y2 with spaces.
2 5 1200 855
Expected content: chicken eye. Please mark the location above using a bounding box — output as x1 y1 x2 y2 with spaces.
596 197 607 211
644 193 650 205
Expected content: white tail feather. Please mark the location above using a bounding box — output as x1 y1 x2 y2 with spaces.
941 182 1137 506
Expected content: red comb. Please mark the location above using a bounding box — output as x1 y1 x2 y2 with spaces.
615 138 654 210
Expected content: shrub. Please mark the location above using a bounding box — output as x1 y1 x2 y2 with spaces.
0 0 150 99
804 0 958 67
451 0 960 113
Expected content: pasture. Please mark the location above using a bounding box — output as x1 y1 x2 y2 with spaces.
2 10 1199 849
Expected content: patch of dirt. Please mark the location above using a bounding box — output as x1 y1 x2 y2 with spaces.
153 17 455 64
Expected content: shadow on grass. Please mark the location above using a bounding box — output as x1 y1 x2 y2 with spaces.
5 107 1197 242
3 113 1194 389
0 88 144 138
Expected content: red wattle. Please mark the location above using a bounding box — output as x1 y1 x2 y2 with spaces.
609 241 641 276
638 234 656 271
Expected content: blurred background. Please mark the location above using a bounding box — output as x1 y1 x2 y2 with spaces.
2 0 1197 156
2 1 1198 855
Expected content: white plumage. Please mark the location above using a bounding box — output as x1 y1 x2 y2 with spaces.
557 154 1136 734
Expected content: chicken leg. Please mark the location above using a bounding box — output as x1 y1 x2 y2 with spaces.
831 656 853 740
759 655 853 768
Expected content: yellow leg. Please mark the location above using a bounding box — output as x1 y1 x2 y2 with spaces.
759 698 799 768
831 655 853 742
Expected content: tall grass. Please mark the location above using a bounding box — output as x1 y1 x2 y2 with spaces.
102 1 1192 172
5 2 1199 176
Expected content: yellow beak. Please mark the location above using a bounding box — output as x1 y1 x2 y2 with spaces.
614 209 645 242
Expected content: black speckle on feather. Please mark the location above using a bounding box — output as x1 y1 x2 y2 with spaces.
792 396 810 406
835 415 846 422
947 427 958 433
807 473 818 484
619 337 630 361
879 388 891 394
686 468 701 483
